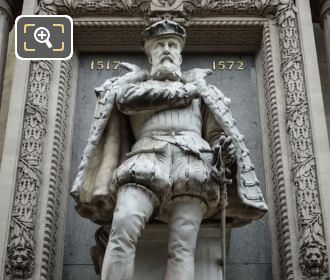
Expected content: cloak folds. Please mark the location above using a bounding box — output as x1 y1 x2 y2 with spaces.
71 71 268 226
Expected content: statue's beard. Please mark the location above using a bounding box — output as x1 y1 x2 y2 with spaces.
150 60 182 81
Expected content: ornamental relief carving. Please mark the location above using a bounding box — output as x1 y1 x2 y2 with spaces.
275 1 329 279
5 60 53 279
36 0 57 15
53 0 280 17
54 0 150 16
5 2 56 279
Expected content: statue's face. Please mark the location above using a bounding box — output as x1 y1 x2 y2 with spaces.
147 36 183 80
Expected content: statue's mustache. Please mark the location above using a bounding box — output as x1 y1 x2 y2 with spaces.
160 55 174 63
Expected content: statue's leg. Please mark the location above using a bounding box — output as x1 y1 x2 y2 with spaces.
165 199 205 280
101 185 154 280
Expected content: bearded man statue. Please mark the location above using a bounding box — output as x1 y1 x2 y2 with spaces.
71 20 268 280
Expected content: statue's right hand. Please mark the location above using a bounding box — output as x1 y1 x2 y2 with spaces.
184 82 200 98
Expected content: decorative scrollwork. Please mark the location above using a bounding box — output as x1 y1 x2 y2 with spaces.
184 0 278 16
55 0 151 16
52 0 282 17
36 0 57 14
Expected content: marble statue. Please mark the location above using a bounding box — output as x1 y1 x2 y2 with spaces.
71 20 268 280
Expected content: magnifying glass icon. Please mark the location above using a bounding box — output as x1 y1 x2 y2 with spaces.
34 27 53 49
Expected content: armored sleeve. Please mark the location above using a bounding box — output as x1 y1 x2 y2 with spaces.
116 82 198 114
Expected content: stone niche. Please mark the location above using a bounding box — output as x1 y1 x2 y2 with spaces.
3 1 330 280
63 52 272 280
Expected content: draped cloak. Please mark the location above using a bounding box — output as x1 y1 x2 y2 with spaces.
70 70 268 227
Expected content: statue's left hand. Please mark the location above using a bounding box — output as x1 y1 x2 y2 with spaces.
182 68 213 93
215 133 236 166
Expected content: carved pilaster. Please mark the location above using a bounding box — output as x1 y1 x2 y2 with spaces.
5 60 53 279
5 1 56 278
275 1 329 279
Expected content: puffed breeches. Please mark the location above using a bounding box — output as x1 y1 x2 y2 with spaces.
112 137 220 218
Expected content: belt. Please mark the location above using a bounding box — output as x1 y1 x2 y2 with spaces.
139 130 202 139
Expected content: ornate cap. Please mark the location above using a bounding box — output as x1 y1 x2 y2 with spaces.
141 20 186 47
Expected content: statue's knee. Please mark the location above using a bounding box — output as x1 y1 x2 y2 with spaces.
107 214 141 257
176 214 200 232
111 209 145 243
168 217 199 255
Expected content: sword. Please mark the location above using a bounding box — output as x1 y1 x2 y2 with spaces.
211 144 232 280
